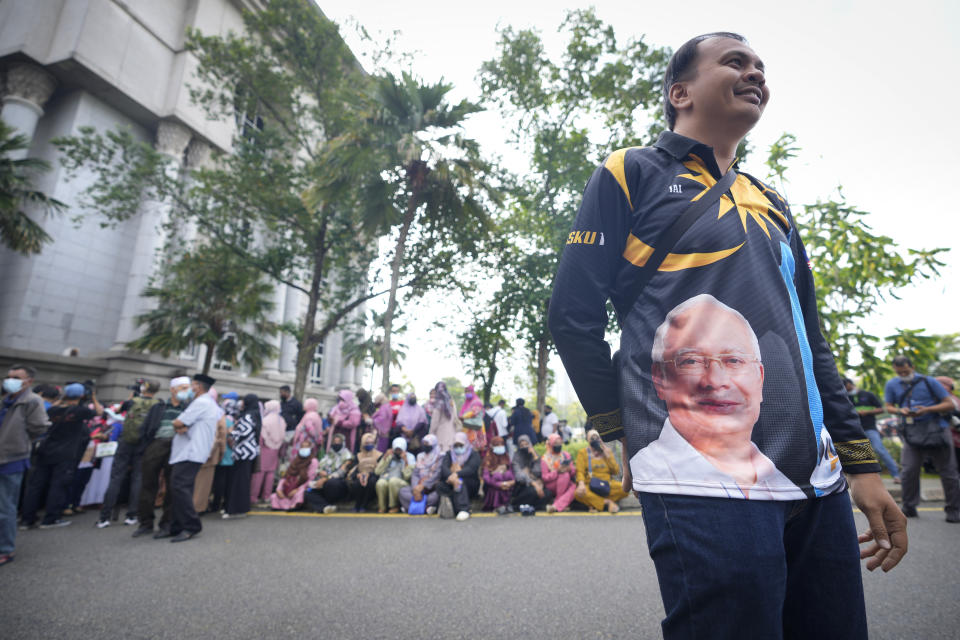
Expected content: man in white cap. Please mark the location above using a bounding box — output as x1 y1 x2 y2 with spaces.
132 376 190 539
168 373 218 542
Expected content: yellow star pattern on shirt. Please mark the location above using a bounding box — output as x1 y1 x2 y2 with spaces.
679 156 789 237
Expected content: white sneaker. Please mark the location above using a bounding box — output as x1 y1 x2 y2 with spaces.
455 511 470 521
222 513 247 520
96 519 110 529
123 517 138 526
322 505 337 514
426 506 437 515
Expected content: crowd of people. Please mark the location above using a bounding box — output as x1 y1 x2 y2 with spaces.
0 365 610 565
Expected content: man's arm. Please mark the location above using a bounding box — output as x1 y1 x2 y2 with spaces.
548 154 634 442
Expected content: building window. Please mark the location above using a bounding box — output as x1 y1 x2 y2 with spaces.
308 343 324 385
234 86 264 142
212 360 233 372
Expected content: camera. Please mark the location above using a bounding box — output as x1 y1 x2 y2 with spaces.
125 377 146 397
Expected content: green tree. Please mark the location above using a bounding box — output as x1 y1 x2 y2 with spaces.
127 246 278 375
765 134 948 391
341 309 407 386
480 9 670 415
0 120 65 254
57 0 390 397
458 297 514 404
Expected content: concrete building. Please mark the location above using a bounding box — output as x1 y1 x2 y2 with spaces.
0 0 364 403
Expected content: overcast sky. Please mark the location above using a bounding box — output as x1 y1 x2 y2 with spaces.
322 0 960 398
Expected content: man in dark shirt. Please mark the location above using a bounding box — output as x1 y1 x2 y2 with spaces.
549 32 905 639
21 382 102 529
279 385 303 433
508 399 535 445
844 378 900 483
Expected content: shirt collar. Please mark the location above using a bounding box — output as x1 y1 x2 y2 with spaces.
654 130 738 177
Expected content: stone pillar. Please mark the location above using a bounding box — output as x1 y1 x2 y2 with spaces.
261 282 286 376
1 63 57 159
279 285 301 374
113 120 192 348
180 139 213 246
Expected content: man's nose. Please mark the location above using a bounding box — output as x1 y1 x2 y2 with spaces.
700 359 732 387
744 66 764 86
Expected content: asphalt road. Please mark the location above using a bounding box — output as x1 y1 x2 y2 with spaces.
1 505 958 639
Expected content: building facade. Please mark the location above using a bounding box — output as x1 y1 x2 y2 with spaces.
0 0 364 403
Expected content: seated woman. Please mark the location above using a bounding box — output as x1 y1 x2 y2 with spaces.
398 434 443 514
482 436 515 512
304 432 353 514
271 444 318 511
438 432 482 521
290 398 324 460
575 429 630 513
347 432 382 512
374 437 415 513
541 433 576 513
510 434 553 511
326 389 361 453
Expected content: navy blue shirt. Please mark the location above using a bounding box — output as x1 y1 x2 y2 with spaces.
884 376 948 426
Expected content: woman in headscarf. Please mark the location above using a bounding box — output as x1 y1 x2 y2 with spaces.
355 388 376 437
428 381 458 453
541 433 576 513
251 400 284 506
575 429 629 513
326 389 361 453
458 385 487 455
395 393 428 453
371 393 393 453
481 436 514 512
223 393 261 519
437 432 482 521
373 437 415 513
304 431 353 514
290 397 323 460
347 432 382 512
271 443 318 511
510 434 552 510
398 434 443 514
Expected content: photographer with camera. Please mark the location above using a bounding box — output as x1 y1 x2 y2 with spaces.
20 381 102 529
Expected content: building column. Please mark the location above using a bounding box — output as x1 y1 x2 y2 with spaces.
113 120 192 348
0 62 57 159
180 139 213 246
262 282 287 376
279 285 301 374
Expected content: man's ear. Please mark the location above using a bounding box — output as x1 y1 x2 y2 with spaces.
669 82 692 114
652 364 668 401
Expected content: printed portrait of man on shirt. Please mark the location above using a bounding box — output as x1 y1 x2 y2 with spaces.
631 294 805 499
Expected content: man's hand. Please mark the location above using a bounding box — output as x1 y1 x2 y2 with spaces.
575 481 587 498
620 438 636 498
848 472 908 572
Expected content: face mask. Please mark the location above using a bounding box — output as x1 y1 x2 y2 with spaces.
2 378 23 394
465 392 474 399
176 389 194 402
493 446 506 455
298 448 312 458
590 439 603 451
453 445 465 455
363 444 375 451
331 443 343 452
552 444 563 453
422 444 433 454
391 393 401 401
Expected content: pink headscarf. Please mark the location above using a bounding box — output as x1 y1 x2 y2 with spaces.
396 393 427 430
372 397 393 438
329 390 361 428
451 432 473 465
260 400 286 450
291 398 323 454
458 385 483 419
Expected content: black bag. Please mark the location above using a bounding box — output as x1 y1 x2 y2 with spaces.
587 451 611 497
898 377 948 449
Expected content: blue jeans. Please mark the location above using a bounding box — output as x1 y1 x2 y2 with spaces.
638 490 867 640
865 429 900 479
0 471 25 554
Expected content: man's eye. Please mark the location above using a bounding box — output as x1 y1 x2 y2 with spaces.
677 357 701 367
722 356 747 367
727 58 742 67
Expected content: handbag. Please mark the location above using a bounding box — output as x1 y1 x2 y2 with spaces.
587 451 610 497
462 416 483 429
408 493 427 515
898 377 948 449
94 441 118 458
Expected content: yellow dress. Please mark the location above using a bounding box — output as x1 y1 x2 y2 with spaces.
575 446 629 511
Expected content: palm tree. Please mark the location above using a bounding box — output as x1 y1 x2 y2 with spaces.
348 71 500 392
127 246 279 374
341 310 407 389
0 120 64 254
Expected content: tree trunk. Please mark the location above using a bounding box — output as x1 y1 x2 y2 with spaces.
293 227 327 399
202 341 215 375
535 334 549 418
482 340 501 405
381 190 419 392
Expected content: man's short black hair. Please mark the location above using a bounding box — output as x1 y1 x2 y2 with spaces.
33 384 59 400
892 355 914 368
663 32 748 130
842 378 854 386
279 385 291 392
389 383 400 390
545 405 553 412
498 399 506 406
8 363 36 379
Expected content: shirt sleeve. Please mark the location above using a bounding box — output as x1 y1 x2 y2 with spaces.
791 231 880 474
177 399 203 428
548 157 634 442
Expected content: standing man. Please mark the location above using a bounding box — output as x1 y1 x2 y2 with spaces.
0 365 49 566
487 399 511 456
168 374 219 542
540 405 559 442
508 399 536 446
883 355 960 522
133 376 190 539
549 32 905 639
21 382 102 530
844 377 901 484
97 380 160 528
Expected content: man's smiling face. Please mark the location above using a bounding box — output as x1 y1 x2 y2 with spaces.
680 36 769 131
